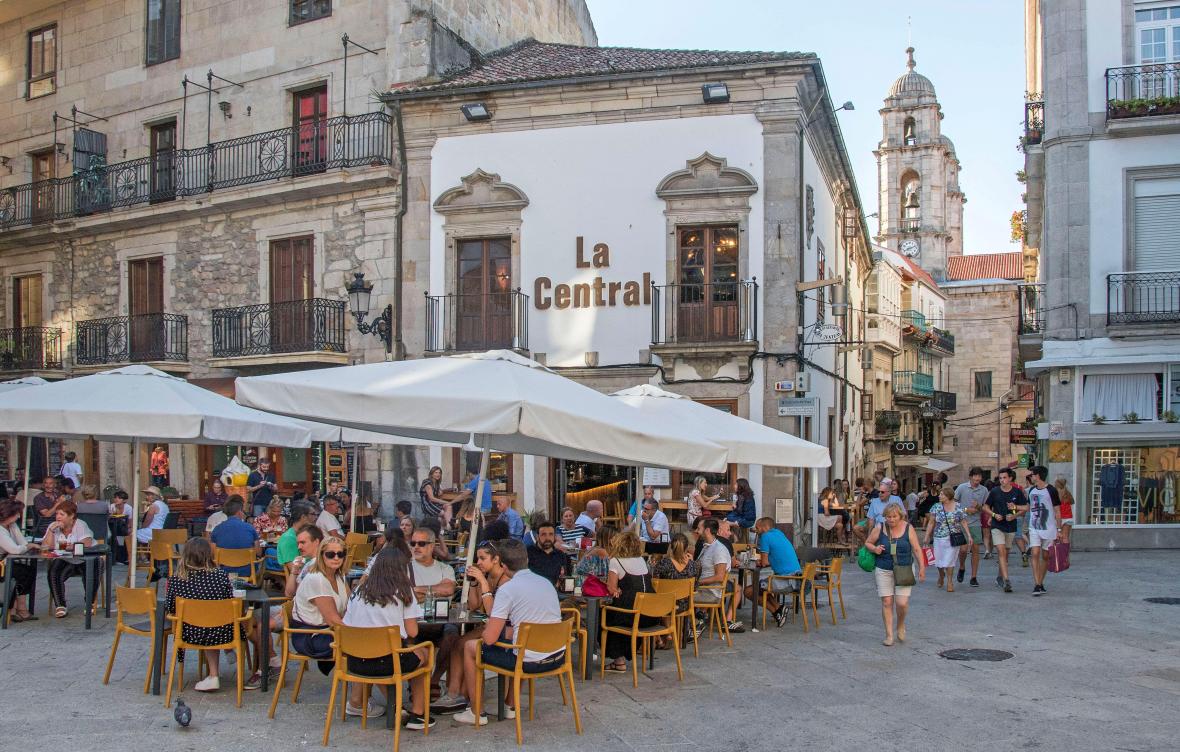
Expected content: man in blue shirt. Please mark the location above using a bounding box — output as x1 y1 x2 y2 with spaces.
855 479 901 544
210 497 259 577
494 495 525 541
457 471 493 512
627 486 656 525
744 517 802 628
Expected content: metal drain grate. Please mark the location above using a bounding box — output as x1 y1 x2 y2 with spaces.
1144 597 1180 605
939 648 1013 662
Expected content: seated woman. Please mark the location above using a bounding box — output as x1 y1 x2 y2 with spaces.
202 479 229 517
43 500 102 618
574 525 617 596
166 538 238 692
816 486 848 545
556 506 585 551
253 498 288 540
0 500 38 621
452 497 477 539
650 532 698 616
351 491 378 534
603 531 656 672
341 547 433 727
291 537 350 674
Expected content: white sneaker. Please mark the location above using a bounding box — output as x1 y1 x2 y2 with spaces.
505 705 516 720
194 676 220 692
269 656 284 669
454 708 488 726
345 701 387 718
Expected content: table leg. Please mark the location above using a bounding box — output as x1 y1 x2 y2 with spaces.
1 558 13 629
257 603 271 692
584 599 600 680
83 558 94 630
27 559 38 616
497 674 506 721
104 554 112 617
750 570 762 630
151 593 167 696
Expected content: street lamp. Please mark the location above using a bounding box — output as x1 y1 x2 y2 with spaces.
346 272 392 352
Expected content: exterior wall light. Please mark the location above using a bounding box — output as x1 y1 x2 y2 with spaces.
701 83 730 104
461 103 491 121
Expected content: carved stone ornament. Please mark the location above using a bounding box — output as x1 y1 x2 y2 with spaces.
434 168 530 215
805 184 815 249
655 152 758 200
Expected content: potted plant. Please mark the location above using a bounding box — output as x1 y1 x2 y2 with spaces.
1164 410 1178 424
1091 413 1106 425
1123 412 1141 424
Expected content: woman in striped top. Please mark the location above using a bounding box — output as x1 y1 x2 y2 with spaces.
557 506 587 549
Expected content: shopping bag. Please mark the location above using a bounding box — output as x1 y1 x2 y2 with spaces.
857 545 876 572
922 546 936 567
1045 540 1070 573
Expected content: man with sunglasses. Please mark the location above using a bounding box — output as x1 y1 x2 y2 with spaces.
454 539 563 726
409 528 462 707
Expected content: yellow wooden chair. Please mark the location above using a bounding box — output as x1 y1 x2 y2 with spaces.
693 582 733 647
213 547 264 585
103 586 160 693
599 592 682 688
761 561 820 632
653 578 699 657
269 601 330 718
814 557 847 624
322 625 434 752
344 532 369 549
560 607 588 680
153 528 188 546
147 540 179 579
164 597 252 708
346 542 373 570
473 620 582 746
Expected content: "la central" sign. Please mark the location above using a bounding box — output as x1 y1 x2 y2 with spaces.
534 237 652 310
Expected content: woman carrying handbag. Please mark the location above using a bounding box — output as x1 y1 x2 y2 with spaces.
924 488 972 592
864 501 926 646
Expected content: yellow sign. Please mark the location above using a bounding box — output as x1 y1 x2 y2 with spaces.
1048 440 1073 463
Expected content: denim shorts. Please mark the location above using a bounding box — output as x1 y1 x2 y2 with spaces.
480 643 565 674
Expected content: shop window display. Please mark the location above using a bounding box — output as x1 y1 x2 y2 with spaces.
1086 446 1179 524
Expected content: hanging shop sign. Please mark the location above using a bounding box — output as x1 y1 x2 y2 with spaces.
813 323 843 342
534 237 652 310
892 440 919 455
1009 428 1037 445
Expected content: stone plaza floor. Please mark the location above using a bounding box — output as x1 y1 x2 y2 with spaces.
1 549 1178 751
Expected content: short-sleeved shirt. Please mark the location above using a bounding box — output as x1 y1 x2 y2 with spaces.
210 516 259 575
638 510 670 542
293 571 349 625
466 476 493 512
954 482 989 526
60 462 83 488
412 558 456 589
867 495 899 525
276 526 300 566
142 499 169 532
757 528 801 576
931 504 967 539
205 511 228 534
696 539 732 581
574 512 597 534
985 487 1024 533
247 470 275 509
56 518 94 545
608 556 649 580
1027 486 1059 533
490 569 562 661
317 510 343 538
557 525 586 546
499 507 525 540
527 545 570 584
343 593 423 633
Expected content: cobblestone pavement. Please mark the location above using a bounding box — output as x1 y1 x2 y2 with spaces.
2 550 1178 751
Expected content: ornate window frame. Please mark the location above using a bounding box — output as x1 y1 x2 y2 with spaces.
433 168 530 299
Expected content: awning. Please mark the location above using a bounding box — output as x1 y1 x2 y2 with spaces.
1025 337 1174 373
894 456 958 473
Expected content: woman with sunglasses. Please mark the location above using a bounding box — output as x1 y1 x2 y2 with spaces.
291 538 351 674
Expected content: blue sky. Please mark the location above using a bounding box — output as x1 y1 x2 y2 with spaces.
584 0 1026 254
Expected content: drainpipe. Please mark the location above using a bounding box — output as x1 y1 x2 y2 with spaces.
392 101 408 361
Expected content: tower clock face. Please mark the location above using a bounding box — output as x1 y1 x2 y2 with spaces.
900 239 920 257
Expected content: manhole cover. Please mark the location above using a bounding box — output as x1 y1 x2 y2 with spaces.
939 649 1013 662
1144 597 1180 605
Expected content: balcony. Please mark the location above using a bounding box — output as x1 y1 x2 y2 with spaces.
874 410 902 437
1018 283 1045 333
866 316 902 353
1106 63 1180 121
0 112 392 231
650 280 759 378
925 327 955 357
424 290 529 354
1024 100 1044 145
900 218 921 233
893 370 933 401
901 309 927 336
932 389 957 414
1107 271 1180 326
210 298 346 367
0 327 63 373
75 313 188 370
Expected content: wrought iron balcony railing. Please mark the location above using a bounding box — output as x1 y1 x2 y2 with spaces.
893 370 933 399
932 389 957 414
0 111 393 230
1024 100 1044 144
76 313 188 365
211 298 345 358
424 290 529 353
651 280 758 346
0 327 63 371
925 327 955 356
1019 283 1046 334
901 309 927 334
1106 63 1180 120
1107 271 1180 325
874 410 902 435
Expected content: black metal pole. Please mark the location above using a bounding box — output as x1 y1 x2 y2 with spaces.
342 34 349 118
206 69 213 146
181 77 188 152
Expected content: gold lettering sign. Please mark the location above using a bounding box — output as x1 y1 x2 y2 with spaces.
533 237 652 310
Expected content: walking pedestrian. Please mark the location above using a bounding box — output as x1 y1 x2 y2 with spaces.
924 488 971 593
954 467 989 587
1022 466 1059 596
864 501 926 646
984 468 1024 593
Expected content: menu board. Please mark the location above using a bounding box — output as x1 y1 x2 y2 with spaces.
0 438 9 480
641 467 671 487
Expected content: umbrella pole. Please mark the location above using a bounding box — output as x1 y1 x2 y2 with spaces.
129 441 141 583
459 443 490 607
349 445 358 532
22 438 31 521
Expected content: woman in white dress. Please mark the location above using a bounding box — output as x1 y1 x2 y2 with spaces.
923 488 971 593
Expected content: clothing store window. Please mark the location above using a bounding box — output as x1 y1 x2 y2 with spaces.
1085 445 1179 525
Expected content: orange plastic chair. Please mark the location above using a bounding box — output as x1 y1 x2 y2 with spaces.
268 601 330 718
693 581 733 647
653 578 699 657
814 557 847 623
560 607 589 680
103 586 160 693
599 592 683 688
164 597 252 708
762 561 820 632
473 620 582 746
213 546 264 586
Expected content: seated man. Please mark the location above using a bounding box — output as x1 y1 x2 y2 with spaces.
454 539 563 726
276 504 317 571
495 495 525 541
526 520 570 585
209 497 259 577
695 518 743 634
743 517 802 628
316 495 345 541
637 499 670 544
409 528 461 705
575 500 603 536
627 486 657 526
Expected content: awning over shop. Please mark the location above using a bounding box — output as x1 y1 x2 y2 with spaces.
1025 338 1174 373
894 456 959 473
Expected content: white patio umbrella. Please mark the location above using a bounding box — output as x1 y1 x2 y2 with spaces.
234 350 728 599
0 365 315 580
1 377 50 511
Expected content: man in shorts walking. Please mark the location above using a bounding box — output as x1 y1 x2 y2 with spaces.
984 468 1024 593
954 467 989 587
1021 465 1059 596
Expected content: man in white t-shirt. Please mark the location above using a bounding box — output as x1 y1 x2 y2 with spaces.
1021 465 1059 597
454 539 562 726
574 500 602 537
60 451 83 490
695 517 742 633
316 495 345 540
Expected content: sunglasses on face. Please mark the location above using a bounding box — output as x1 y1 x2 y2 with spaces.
322 550 346 560
410 540 432 548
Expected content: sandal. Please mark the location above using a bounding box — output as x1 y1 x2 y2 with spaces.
605 663 627 673
9 612 26 623
54 606 67 618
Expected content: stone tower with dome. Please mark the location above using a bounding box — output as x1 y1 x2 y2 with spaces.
874 47 965 281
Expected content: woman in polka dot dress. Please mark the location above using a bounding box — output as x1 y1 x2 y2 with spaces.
166 537 239 692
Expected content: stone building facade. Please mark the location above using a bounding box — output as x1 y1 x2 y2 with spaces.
0 0 595 499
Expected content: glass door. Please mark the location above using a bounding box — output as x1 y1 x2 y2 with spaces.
149 121 176 203
292 85 328 176
676 226 739 341
456 238 512 350
129 257 165 360
269 236 315 352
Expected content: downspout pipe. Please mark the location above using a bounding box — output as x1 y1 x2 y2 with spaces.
392 101 408 361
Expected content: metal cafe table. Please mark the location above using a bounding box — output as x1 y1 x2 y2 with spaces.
1 546 113 630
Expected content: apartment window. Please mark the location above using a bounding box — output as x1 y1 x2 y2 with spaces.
1131 174 1180 271
145 0 181 66
26 25 56 99
816 239 826 324
290 0 331 25
974 371 993 400
1135 5 1180 64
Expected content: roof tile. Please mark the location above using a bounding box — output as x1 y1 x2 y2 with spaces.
945 252 1023 281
